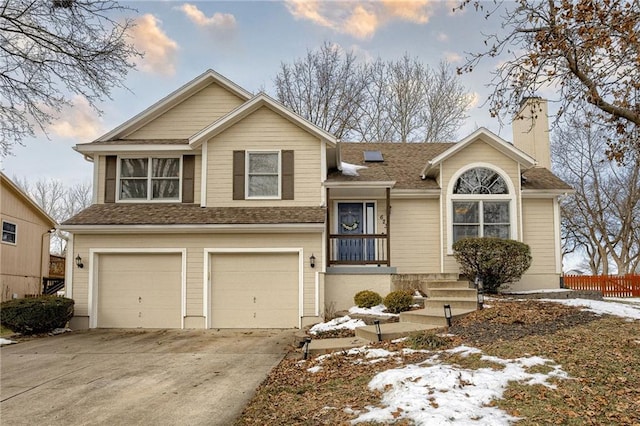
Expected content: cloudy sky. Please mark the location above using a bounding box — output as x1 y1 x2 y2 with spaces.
2 0 514 185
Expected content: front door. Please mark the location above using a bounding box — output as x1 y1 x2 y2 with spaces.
337 202 375 262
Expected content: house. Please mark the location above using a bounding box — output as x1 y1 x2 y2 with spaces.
60 69 572 330
1 173 57 301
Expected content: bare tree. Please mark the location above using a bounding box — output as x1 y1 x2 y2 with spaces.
275 46 470 143
14 177 92 254
0 0 140 156
274 42 366 140
552 108 640 274
457 0 640 161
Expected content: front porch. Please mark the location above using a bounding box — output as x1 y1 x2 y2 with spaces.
325 187 392 267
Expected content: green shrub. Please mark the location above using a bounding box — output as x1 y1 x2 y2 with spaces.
452 237 532 294
405 331 450 350
353 290 382 308
383 290 414 314
0 296 74 334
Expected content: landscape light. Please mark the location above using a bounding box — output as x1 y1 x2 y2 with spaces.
374 319 382 342
444 304 452 327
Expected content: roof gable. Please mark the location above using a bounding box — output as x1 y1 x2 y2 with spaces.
0 173 56 227
421 128 536 178
96 69 253 142
189 93 337 148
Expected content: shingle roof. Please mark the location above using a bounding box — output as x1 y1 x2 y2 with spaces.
521 168 573 190
78 139 190 146
62 204 326 226
329 141 572 191
328 142 453 189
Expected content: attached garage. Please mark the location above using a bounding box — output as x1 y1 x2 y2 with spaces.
96 252 183 328
209 251 300 328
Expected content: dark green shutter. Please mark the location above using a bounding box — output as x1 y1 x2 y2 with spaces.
281 150 294 200
104 156 117 203
233 151 245 200
182 155 195 203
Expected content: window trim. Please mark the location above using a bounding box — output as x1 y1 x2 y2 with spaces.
116 155 183 203
2 220 17 245
245 150 281 200
447 163 517 253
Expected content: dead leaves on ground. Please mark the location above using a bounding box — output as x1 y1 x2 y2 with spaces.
236 299 640 425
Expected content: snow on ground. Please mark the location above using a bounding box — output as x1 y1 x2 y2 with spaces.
541 298 640 320
501 288 574 294
0 338 16 346
348 304 398 318
309 315 366 335
351 346 567 425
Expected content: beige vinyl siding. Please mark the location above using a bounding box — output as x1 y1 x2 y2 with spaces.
126 83 246 140
193 154 202 204
517 198 561 290
96 155 105 204
206 106 323 207
1 182 53 300
71 232 322 323
390 198 440 273
441 138 522 273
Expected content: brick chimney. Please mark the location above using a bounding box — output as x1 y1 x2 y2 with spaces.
512 97 551 169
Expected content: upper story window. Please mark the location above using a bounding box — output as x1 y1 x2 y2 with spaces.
119 157 180 201
451 167 513 244
2 220 17 244
247 152 280 198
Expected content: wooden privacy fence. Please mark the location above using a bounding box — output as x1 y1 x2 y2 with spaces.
563 274 640 297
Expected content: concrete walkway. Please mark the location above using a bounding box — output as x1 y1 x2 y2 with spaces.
1 328 295 426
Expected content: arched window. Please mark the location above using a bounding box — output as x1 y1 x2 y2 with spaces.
451 167 512 243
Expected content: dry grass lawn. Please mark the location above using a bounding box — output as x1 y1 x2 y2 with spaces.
236 299 640 425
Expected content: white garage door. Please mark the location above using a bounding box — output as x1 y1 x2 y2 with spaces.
97 253 182 328
210 252 299 328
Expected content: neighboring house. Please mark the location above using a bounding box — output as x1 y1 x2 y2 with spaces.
1 173 57 301
60 69 572 330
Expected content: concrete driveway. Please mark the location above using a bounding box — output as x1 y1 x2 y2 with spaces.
1 328 295 425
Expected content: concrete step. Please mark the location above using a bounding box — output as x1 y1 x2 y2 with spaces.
306 337 369 355
426 288 478 298
399 307 474 326
355 322 441 341
424 297 479 311
426 280 472 289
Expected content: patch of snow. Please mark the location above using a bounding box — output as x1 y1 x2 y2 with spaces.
309 315 366 335
606 297 640 306
502 288 572 294
0 338 16 346
541 298 640 320
340 162 368 177
351 346 567 425
348 304 398 317
307 366 323 373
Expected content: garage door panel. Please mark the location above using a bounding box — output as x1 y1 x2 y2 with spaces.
98 253 182 329
210 253 299 329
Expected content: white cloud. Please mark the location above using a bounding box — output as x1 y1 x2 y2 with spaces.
285 0 435 39
444 51 462 63
129 14 179 76
178 4 236 31
48 96 104 141
437 32 449 42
